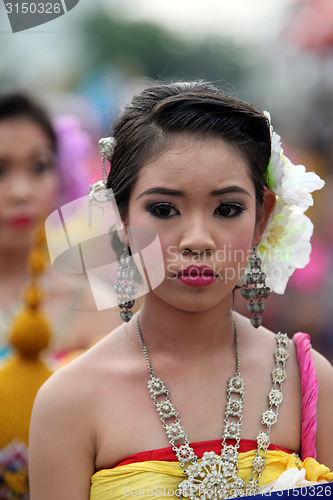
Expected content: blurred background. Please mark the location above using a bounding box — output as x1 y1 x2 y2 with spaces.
1 0 333 361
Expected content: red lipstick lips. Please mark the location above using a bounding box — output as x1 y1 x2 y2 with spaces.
8 216 33 229
177 265 217 287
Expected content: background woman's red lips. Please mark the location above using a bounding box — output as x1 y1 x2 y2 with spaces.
8 216 33 228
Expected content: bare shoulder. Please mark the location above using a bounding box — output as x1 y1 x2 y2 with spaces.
289 337 333 399
29 323 133 499
31 342 100 447
235 312 301 399
34 349 95 412
311 347 333 422
29 346 96 499
45 319 131 380
310 347 333 411
234 311 298 358
32 322 132 424
310 347 333 379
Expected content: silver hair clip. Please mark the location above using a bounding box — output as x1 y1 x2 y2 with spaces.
88 137 116 227
98 137 116 184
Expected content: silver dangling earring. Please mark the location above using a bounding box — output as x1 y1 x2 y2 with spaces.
114 246 138 322
241 246 270 328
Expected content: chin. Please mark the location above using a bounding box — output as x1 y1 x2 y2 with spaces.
173 299 226 315
157 292 226 314
149 278 233 310
0 231 32 252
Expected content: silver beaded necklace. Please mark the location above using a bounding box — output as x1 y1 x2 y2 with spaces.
136 314 289 499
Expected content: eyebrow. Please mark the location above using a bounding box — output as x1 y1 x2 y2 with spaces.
136 186 251 200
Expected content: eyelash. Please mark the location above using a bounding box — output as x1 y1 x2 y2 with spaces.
215 202 248 218
145 202 248 219
33 159 54 175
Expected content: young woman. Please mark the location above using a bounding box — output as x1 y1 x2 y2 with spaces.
0 93 121 352
29 81 333 499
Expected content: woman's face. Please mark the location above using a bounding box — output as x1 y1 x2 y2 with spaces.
125 134 274 313
0 117 59 252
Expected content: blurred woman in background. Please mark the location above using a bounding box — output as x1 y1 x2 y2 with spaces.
0 92 126 499
0 92 122 354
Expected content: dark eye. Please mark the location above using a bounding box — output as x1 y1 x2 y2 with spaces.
214 203 246 218
33 158 54 175
146 203 179 219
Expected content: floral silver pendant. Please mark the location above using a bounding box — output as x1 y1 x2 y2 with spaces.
177 451 245 499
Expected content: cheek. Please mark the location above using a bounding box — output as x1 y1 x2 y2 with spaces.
153 229 179 268
36 173 60 214
228 228 253 255
223 226 254 280
127 207 173 256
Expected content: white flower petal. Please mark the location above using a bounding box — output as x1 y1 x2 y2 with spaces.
260 114 325 293
259 200 314 293
280 160 325 209
258 467 324 493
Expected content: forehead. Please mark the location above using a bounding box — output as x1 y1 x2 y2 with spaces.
134 134 254 193
0 117 52 154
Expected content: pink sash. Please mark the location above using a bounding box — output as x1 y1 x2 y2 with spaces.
293 332 318 460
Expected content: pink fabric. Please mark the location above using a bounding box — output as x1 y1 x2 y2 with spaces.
293 332 318 460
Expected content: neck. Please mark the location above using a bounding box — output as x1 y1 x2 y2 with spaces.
136 294 236 359
0 248 31 307
0 247 30 278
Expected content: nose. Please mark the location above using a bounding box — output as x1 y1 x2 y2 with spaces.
179 215 216 256
7 174 34 204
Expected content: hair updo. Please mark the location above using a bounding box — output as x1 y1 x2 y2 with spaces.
107 80 271 221
0 92 57 153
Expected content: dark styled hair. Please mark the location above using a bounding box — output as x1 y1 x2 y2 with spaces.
0 92 57 152
107 81 271 220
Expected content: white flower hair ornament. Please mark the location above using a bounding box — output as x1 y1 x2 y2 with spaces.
258 112 325 294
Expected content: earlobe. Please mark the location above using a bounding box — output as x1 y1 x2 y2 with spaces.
120 223 130 248
253 189 276 245
113 213 131 247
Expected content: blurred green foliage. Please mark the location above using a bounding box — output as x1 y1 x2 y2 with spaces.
79 11 252 88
